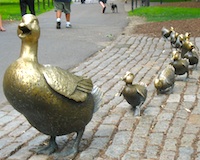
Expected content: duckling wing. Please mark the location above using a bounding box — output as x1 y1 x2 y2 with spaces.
43 65 93 102
160 67 175 86
135 85 147 99
181 58 189 67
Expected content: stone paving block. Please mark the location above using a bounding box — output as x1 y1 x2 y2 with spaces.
167 126 183 139
172 117 187 128
166 94 181 103
89 137 110 150
105 144 127 159
148 132 164 146
175 109 189 119
183 95 196 102
7 147 33 160
15 127 39 144
0 110 6 118
112 131 132 145
183 124 199 134
144 145 160 159
129 137 146 152
163 102 179 112
177 147 194 160
187 114 200 125
118 118 138 131
159 150 176 160
8 123 31 138
0 115 16 126
28 155 50 160
78 148 99 160
192 101 200 114
0 142 22 159
180 133 196 147
94 124 116 137
163 138 178 151
143 105 161 117
153 120 170 134
0 136 15 149
122 151 141 160
157 112 174 121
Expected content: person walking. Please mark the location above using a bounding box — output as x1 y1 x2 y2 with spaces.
99 0 106 13
54 0 72 29
20 0 35 16
0 15 6 31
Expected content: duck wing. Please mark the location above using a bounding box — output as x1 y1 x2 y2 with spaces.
181 58 189 68
160 66 175 86
135 84 147 99
43 65 93 102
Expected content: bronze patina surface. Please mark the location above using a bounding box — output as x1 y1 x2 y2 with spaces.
154 64 175 94
3 14 102 158
120 71 147 116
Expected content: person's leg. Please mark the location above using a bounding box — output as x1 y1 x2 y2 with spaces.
27 0 36 15
54 1 63 29
0 15 6 31
20 0 27 16
65 13 71 28
64 2 71 28
56 10 62 29
99 1 106 13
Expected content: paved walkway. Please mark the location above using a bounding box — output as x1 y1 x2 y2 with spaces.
1 2 200 160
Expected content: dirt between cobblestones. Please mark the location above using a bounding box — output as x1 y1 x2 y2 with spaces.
126 2 200 37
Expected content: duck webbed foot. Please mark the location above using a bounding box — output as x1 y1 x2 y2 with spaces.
134 105 141 116
54 128 85 159
30 136 58 155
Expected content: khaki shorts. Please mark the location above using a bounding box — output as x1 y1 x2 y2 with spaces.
54 1 71 14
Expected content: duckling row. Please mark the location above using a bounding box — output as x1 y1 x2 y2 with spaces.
119 27 199 117
154 27 199 94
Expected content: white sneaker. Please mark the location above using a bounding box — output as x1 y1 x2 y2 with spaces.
66 24 72 28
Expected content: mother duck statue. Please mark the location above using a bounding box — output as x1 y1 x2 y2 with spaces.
3 14 102 158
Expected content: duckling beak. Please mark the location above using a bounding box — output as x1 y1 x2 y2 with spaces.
18 22 31 38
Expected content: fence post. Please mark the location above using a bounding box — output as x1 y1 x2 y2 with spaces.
37 0 40 11
131 0 134 11
43 0 45 9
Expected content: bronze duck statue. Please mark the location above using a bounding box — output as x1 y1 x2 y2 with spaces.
171 33 183 50
181 35 193 58
170 50 189 80
161 27 173 41
3 14 102 158
120 72 147 116
183 47 199 69
154 65 175 94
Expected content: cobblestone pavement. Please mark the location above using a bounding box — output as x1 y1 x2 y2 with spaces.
0 33 200 160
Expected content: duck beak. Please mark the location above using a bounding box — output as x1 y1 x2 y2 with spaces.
18 22 31 38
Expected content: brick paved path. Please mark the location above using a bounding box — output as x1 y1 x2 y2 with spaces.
0 35 200 160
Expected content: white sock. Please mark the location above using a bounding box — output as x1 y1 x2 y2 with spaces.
66 21 70 25
57 18 61 22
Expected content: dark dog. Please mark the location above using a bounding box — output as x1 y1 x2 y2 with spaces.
110 3 118 13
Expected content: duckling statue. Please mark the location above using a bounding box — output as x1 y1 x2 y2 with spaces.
161 27 173 41
169 29 177 46
184 48 199 69
3 14 103 158
154 65 175 94
120 72 147 116
181 39 194 58
171 33 183 50
170 50 189 80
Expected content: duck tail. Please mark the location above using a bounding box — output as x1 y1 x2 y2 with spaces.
91 85 103 113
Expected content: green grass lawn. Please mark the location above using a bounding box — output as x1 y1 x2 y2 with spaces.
128 6 200 22
0 0 54 20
